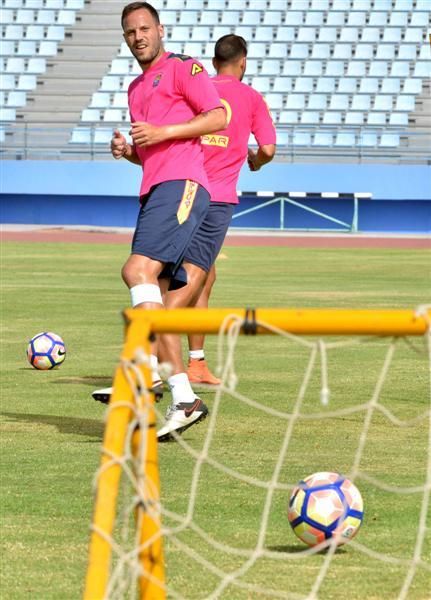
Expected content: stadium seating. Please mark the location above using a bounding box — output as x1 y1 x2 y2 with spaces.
1 0 429 157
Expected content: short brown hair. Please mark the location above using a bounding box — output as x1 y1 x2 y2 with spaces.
121 2 160 29
214 34 248 64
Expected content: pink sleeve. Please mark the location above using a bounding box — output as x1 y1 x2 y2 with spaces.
251 91 277 147
176 58 224 115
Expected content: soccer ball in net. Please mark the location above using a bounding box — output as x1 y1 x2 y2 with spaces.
27 332 66 370
288 471 364 547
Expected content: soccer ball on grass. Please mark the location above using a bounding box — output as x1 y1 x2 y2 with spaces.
27 332 66 370
288 471 364 547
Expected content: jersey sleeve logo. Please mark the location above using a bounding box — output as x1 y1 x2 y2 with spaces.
191 63 203 76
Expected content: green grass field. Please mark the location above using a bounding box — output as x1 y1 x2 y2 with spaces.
1 240 430 599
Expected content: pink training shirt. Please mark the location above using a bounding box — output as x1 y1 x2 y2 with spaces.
128 51 224 197
201 74 277 204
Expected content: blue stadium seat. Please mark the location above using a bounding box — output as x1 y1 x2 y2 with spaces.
260 59 281 75
112 92 128 108
276 27 295 42
380 133 400 147
318 27 337 42
294 77 313 92
170 26 191 41
410 12 429 27
0 108 16 120
240 10 260 24
403 29 423 43
329 94 349 110
179 11 198 25
389 12 408 27
368 62 388 77
373 95 393 111
110 59 130 75
394 0 413 8
199 11 219 25
360 29 380 43
254 27 274 42
333 44 352 60
308 94 327 110
325 12 345 27
322 111 342 124
316 77 335 93
354 44 374 60
6 57 25 72
0 41 15 56
57 9 76 25
331 0 350 8
221 10 240 25
305 12 324 26
413 62 429 77
25 25 45 39
338 78 357 93
289 0 308 9
389 113 408 126
339 28 359 43
390 62 410 77
359 133 377 147
312 132 333 147
103 108 125 123
347 12 366 26
280 111 299 124
27 57 46 73
100 76 120 91
381 78 400 93
351 95 371 111
296 27 316 42
334 131 356 146
285 94 306 110
289 44 309 59
265 93 284 110
17 8 36 23
395 95 415 111
344 112 364 125
300 111 320 124
292 131 311 146
352 0 370 8
235 26 254 39
359 78 379 94
273 77 292 92
310 0 328 8
402 79 422 94
303 61 323 76
7 90 26 106
311 43 330 59
285 11 303 26
325 61 344 76
282 60 302 76
81 109 101 122
376 45 395 60
367 113 387 125
347 61 366 77
268 43 287 58
17 74 36 90
4 25 24 39
382 28 402 43
397 45 417 60
46 26 65 41
37 10 56 24
2 8 14 23
251 76 271 93
0 74 16 90
418 46 430 61
90 92 111 108
17 41 37 56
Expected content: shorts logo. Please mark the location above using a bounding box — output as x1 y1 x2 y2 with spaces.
191 63 203 76
177 180 198 225
153 73 162 87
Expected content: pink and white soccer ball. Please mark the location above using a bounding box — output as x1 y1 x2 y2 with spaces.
288 471 364 547
27 332 66 370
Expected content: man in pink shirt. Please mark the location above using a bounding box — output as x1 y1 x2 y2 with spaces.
93 2 226 429
157 34 276 441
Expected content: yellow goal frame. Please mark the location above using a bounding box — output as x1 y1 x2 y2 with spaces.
83 307 430 600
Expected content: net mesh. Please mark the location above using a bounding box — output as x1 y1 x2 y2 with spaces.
88 308 431 599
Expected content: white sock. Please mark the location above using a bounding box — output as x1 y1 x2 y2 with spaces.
189 349 205 360
150 354 161 383
168 373 196 405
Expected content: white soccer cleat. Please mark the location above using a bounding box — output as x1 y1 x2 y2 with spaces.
157 398 209 442
92 381 164 404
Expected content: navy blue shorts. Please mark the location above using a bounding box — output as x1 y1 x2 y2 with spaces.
183 201 234 272
131 180 210 289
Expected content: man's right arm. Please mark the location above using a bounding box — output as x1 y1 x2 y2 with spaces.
111 129 141 165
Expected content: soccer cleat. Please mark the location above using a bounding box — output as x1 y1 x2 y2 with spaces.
92 380 164 404
187 358 221 386
157 397 208 442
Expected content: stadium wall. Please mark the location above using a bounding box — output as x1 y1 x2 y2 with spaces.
1 161 430 234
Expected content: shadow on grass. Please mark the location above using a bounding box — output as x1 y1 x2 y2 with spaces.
267 544 347 555
54 376 113 387
1 411 104 440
